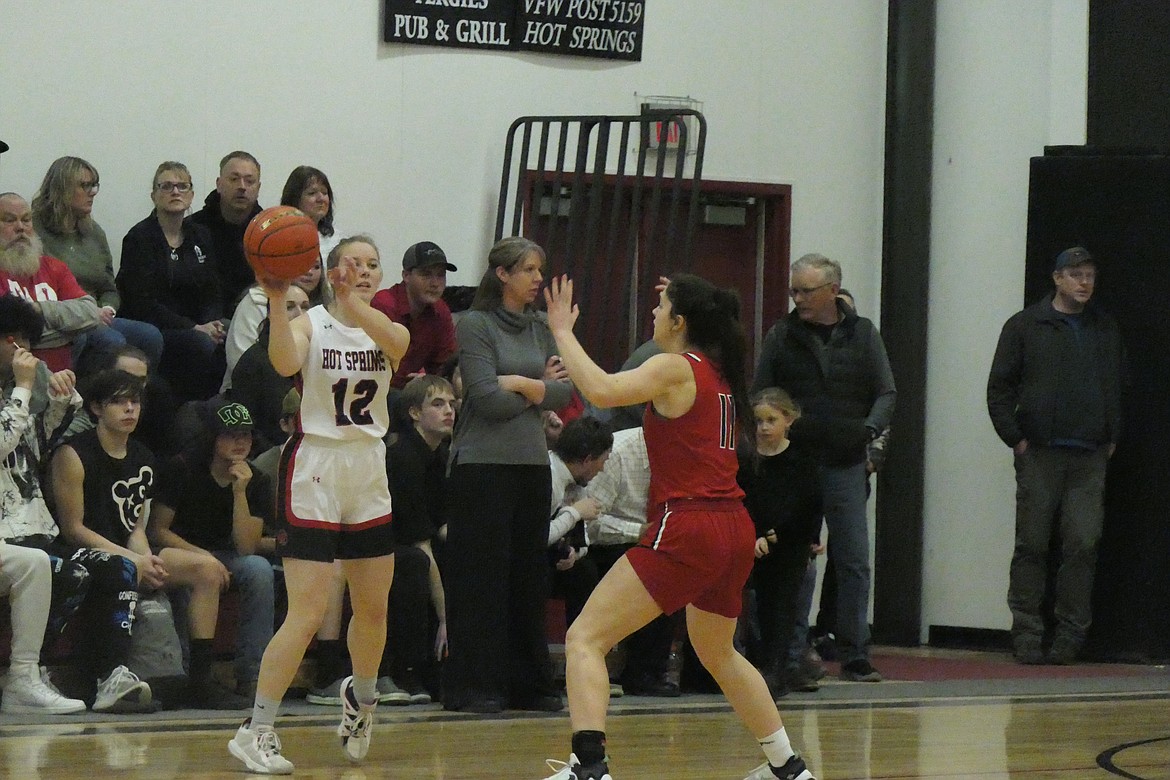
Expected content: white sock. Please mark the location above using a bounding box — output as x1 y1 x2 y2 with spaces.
250 695 281 731
759 727 795 768
353 675 379 707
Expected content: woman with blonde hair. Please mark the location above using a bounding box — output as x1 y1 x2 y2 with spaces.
33 156 162 372
229 235 409 773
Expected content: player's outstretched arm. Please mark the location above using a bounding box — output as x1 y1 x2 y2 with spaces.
544 275 688 409
330 258 410 369
259 275 311 377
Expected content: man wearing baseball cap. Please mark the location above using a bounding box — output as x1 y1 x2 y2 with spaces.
987 246 1124 666
150 399 276 707
371 241 458 390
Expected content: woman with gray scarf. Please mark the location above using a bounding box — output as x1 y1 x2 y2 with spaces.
441 237 572 714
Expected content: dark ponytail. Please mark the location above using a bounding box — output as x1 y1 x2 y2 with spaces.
665 273 753 444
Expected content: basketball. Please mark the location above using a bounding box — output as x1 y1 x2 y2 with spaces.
243 206 321 281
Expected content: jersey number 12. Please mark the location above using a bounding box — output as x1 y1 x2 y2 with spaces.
331 378 378 426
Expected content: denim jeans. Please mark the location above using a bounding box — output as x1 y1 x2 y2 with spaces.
211 551 275 684
73 318 164 372
819 462 872 664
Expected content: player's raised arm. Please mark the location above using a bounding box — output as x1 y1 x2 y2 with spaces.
259 274 311 377
544 275 690 410
329 250 410 370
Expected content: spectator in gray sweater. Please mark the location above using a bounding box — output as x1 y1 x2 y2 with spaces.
441 237 572 714
32 156 163 373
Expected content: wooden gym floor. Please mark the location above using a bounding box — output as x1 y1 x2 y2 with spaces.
3 647 1169 779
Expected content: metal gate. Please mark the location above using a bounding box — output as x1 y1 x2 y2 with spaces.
494 110 706 369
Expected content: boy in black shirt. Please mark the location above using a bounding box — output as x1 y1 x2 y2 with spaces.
49 368 158 712
384 375 457 700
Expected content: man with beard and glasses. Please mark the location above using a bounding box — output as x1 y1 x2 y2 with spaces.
0 193 101 373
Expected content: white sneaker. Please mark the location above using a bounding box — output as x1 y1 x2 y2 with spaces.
1 673 86 714
229 719 294 775
543 753 613 780
376 675 411 705
39 666 64 695
93 665 152 713
337 676 376 763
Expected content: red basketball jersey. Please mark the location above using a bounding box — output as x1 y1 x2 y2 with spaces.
643 351 744 509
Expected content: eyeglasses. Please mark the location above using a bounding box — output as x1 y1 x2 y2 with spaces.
77 179 100 194
789 281 833 298
154 181 193 193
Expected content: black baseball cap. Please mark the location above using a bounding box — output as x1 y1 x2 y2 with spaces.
0 140 8 154
208 401 254 436
402 241 456 272
1054 246 1094 271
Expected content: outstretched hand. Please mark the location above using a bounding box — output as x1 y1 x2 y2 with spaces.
328 256 358 303
543 275 579 334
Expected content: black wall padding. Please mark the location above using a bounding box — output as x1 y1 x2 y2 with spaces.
1026 152 1170 661
1088 0 1170 149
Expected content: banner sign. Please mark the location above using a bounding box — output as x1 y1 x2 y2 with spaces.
515 0 643 60
384 0 644 62
385 0 515 52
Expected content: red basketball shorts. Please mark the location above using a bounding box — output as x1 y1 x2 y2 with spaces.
625 499 755 619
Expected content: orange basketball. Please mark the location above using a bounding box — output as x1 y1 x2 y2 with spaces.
243 206 321 281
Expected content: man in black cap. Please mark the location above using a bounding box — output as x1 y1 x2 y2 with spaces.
149 400 275 706
371 241 458 390
987 246 1124 665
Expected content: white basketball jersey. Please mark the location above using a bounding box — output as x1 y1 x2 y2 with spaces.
298 305 392 440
